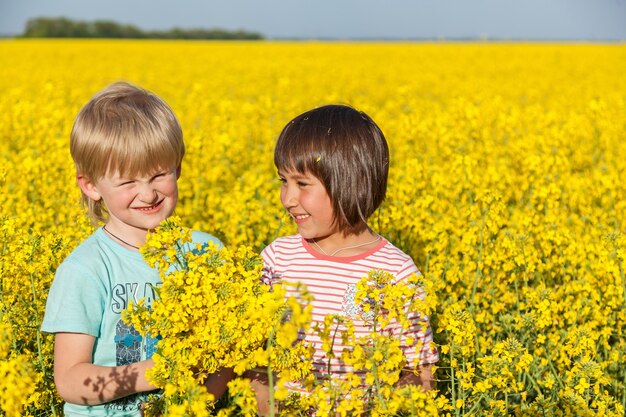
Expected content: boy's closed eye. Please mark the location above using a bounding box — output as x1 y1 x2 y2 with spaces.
151 172 169 181
116 171 171 186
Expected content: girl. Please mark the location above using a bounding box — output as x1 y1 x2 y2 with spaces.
256 104 438 408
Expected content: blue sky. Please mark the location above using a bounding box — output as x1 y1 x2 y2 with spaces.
1 0 625 40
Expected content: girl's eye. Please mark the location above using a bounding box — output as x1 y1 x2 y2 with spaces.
278 177 286 184
297 181 309 187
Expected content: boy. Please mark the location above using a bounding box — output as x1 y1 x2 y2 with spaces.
42 82 231 416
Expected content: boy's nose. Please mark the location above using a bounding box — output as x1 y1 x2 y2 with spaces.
137 185 158 203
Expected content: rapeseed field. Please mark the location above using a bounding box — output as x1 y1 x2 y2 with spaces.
1 39 625 415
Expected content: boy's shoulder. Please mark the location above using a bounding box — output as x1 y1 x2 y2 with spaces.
63 228 116 261
190 230 222 247
58 229 146 279
67 229 221 251
188 230 223 255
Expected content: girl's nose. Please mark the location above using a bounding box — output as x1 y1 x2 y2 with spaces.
281 186 297 208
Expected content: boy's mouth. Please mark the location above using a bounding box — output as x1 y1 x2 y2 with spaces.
133 200 164 213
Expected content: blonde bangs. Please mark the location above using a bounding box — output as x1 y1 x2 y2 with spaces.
70 82 184 180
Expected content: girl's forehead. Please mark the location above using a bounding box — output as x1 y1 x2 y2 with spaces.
278 169 313 179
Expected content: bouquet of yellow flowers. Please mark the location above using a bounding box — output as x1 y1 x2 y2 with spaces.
123 218 312 416
124 218 441 416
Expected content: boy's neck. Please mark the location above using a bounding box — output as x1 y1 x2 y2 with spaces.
102 223 148 251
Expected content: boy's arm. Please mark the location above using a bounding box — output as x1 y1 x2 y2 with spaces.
53 332 156 405
397 363 434 390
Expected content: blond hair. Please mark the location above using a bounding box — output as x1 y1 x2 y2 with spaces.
70 81 184 224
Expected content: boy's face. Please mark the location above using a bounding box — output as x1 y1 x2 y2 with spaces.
78 166 180 243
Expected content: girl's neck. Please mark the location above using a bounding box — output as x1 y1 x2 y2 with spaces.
309 229 381 257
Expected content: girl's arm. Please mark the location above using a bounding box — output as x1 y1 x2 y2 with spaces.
243 369 272 416
53 332 155 405
397 363 434 390
203 367 235 399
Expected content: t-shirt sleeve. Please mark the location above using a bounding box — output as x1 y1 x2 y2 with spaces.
190 230 223 253
394 259 439 366
41 259 107 336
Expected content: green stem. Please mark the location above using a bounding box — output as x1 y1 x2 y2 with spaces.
448 332 459 417
523 370 542 394
617 251 626 310
470 207 487 314
327 320 342 377
547 356 565 389
0 231 13 336
465 393 486 414
620 346 626 411
505 392 509 413
372 360 387 412
460 358 466 414
266 325 277 417
267 363 275 417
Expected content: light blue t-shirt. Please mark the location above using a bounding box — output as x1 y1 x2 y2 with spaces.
42 227 221 417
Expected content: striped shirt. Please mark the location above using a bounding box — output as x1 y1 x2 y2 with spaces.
261 234 439 389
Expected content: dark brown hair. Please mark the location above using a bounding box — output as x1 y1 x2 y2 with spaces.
275 104 389 234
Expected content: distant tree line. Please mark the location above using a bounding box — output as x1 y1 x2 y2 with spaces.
22 17 264 40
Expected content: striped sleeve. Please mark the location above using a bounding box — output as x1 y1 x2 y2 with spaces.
393 258 439 366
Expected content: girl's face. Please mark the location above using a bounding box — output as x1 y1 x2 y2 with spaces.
278 169 339 244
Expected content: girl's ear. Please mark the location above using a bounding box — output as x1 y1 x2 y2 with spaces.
76 175 102 201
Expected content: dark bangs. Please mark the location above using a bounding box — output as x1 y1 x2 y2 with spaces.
274 105 389 233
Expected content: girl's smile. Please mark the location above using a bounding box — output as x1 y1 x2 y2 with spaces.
279 169 337 241
279 169 380 256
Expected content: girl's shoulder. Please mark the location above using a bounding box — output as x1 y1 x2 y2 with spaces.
368 239 417 266
374 238 412 259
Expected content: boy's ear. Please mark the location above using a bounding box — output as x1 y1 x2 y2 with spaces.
76 175 102 201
